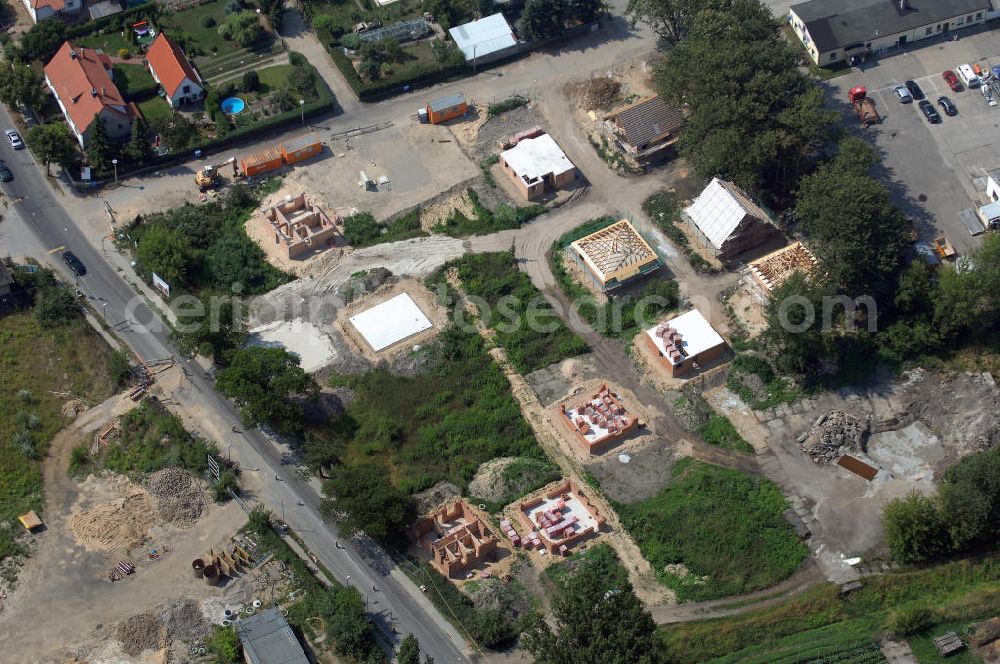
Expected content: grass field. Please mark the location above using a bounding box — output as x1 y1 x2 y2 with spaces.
449 252 587 374
698 412 755 453
615 459 807 601
75 31 132 54
162 0 240 61
137 96 173 122
256 63 296 93
0 311 118 581
908 622 982 664
113 63 158 100
660 556 1000 664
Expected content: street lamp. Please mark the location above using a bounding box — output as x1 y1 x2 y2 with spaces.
111 158 118 185
102 302 108 321
299 99 305 125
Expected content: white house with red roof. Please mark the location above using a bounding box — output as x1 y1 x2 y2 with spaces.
146 33 203 109
22 0 82 23
43 42 133 148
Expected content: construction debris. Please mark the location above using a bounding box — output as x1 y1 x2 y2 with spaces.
146 468 205 527
109 559 135 582
798 411 870 463
70 488 156 551
159 599 210 644
115 611 166 656
581 77 622 111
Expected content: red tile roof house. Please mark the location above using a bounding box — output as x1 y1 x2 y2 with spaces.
44 42 133 148
22 0 82 24
146 33 204 109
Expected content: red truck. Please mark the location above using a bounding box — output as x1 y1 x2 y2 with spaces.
849 86 880 126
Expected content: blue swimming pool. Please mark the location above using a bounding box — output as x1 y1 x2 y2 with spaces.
220 97 246 115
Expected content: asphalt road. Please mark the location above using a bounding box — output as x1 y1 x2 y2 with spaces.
0 105 473 664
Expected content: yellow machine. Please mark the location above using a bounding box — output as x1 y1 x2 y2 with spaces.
194 157 237 190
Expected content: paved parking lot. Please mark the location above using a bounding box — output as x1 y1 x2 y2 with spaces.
823 26 1000 253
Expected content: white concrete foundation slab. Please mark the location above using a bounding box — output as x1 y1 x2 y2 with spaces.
349 292 433 352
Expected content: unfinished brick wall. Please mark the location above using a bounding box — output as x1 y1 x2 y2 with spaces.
412 501 498 579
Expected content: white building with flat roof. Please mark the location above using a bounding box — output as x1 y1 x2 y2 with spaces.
349 293 433 352
448 13 517 62
644 309 727 378
500 132 577 200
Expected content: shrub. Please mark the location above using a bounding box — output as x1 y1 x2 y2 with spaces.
201 15 216 28
34 282 80 328
886 604 934 636
340 33 362 50
487 95 528 117
242 69 260 92
218 11 263 47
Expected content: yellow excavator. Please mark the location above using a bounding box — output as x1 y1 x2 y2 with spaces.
194 156 237 191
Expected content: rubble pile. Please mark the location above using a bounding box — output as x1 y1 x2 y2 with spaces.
147 468 205 527
116 611 166 656
160 599 210 644
799 411 870 463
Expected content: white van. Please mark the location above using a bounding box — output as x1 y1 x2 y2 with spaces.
957 64 981 88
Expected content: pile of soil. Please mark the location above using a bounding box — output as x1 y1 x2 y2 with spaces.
115 611 166 656
146 468 205 527
468 578 531 622
336 267 394 304
159 599 210 644
902 369 1000 455
581 77 622 110
413 481 461 514
466 457 558 505
799 411 870 463
70 488 156 551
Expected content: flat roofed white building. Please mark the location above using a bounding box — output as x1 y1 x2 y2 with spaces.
645 309 727 378
500 132 577 200
349 293 432 352
448 13 517 61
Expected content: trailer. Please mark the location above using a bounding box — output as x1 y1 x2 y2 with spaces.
848 86 879 126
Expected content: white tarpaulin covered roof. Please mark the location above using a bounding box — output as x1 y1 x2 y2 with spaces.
448 13 517 61
349 293 433 352
501 133 575 182
684 177 770 250
646 309 725 366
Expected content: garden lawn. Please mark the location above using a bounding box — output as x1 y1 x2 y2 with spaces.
75 31 132 55
0 311 118 580
113 63 158 100
256 64 296 93
160 0 254 64
137 97 173 122
615 459 808 601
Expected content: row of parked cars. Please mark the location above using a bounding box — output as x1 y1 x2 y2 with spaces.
892 79 955 124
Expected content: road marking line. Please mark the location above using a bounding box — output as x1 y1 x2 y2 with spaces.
47 245 65 254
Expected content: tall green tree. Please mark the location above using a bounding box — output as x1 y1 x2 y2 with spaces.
124 117 151 162
173 295 247 365
933 233 1000 340
522 565 659 664
85 115 113 172
0 61 46 113
938 445 1000 550
398 634 421 664
795 136 908 300
882 491 948 563
520 0 566 39
759 271 828 376
135 224 194 287
26 123 78 176
19 18 66 62
655 2 837 203
218 11 263 47
625 0 704 44
321 462 414 542
215 346 318 434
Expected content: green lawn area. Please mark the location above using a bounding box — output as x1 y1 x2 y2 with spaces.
257 64 296 93
909 622 984 664
137 96 173 122
75 31 132 55
615 459 808 601
660 556 1000 664
113 63 158 100
0 309 119 582
161 0 251 63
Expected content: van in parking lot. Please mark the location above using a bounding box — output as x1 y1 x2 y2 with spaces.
957 64 981 88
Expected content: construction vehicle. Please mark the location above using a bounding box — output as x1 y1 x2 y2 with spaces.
932 235 956 260
849 86 880 126
195 157 237 191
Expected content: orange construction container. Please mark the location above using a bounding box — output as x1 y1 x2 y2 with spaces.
426 92 468 125
281 135 323 165
240 146 283 177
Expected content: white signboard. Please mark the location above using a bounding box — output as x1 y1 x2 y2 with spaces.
152 272 170 297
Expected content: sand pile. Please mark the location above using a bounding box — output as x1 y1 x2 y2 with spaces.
799 411 870 463
115 611 166 656
147 468 205 527
70 488 155 551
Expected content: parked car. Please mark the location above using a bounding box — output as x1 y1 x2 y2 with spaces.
0 161 11 182
938 96 958 116
943 70 962 92
894 85 913 103
919 100 941 123
62 251 86 276
5 129 23 150
905 80 925 100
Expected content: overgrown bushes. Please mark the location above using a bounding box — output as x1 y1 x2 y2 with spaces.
449 251 587 373
435 188 544 236
616 459 807 601
342 209 425 247
641 190 716 274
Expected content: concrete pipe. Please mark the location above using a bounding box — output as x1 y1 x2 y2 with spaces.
192 558 205 579
203 564 218 585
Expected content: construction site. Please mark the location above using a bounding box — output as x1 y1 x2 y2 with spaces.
568 218 663 293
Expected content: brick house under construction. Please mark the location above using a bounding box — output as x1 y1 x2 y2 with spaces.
257 193 339 259
412 501 498 578
557 383 639 455
684 177 776 261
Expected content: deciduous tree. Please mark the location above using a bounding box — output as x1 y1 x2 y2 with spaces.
215 346 318 433
321 462 414 541
882 491 948 563
26 123 77 176
0 61 46 113
135 224 193 287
